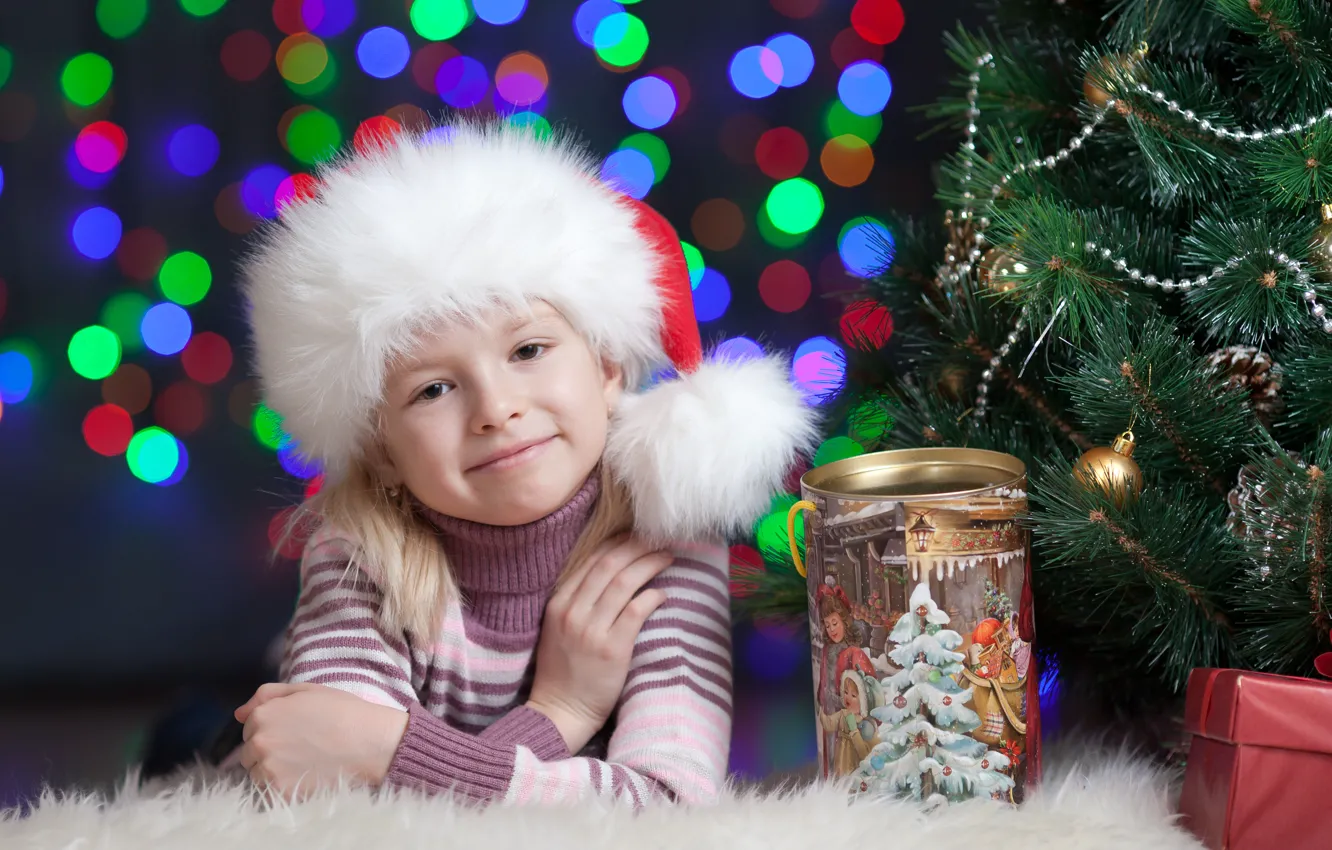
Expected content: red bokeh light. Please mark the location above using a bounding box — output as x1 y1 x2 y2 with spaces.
754 127 809 180
155 380 209 436
839 299 894 350
850 0 905 45
353 116 402 156
181 332 233 385
758 260 812 313
83 404 134 456
116 227 168 282
221 30 272 82
830 27 884 69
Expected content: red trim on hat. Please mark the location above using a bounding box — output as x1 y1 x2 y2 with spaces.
626 197 703 374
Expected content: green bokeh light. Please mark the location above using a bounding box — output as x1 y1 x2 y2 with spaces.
0 48 12 89
285 50 337 97
180 0 228 16
253 403 287 450
813 436 864 467
848 394 895 446
126 427 179 483
506 112 552 138
680 241 704 288
411 0 470 41
825 101 883 145
756 203 809 249
158 251 212 306
68 325 122 381
100 292 150 352
61 53 114 107
755 501 803 560
96 0 148 39
594 13 648 68
287 109 342 165
765 178 824 235
619 133 669 184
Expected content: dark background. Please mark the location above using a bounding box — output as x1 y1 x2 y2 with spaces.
0 0 975 806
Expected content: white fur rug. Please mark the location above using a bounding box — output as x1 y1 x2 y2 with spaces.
3 747 1202 850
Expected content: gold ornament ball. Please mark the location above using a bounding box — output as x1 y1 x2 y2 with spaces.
938 363 968 401
1074 430 1144 508
978 247 1027 294
1083 46 1147 110
1311 203 1332 281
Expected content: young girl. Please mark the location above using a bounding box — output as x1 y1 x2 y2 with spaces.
228 121 818 807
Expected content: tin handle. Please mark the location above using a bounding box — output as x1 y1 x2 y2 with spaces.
786 500 818 578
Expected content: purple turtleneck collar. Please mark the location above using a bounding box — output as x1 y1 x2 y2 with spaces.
415 471 600 633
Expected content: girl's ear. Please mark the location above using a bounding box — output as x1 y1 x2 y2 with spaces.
601 356 624 411
363 424 402 489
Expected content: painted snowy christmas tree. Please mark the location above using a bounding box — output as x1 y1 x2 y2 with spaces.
854 582 1014 804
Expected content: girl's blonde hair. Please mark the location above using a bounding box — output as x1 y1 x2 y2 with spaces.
295 459 635 638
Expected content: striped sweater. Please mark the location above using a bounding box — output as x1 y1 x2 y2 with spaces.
278 473 733 807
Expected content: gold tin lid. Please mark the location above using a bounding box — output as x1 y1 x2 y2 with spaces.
801 447 1026 500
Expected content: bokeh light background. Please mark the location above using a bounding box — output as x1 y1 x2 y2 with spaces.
0 0 972 783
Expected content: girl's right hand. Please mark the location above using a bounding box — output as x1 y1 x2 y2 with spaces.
526 535 674 754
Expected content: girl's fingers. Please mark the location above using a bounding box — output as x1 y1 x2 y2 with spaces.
586 552 674 636
561 537 661 626
609 588 669 645
548 533 629 606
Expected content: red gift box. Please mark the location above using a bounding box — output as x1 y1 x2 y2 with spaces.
1178 668 1332 850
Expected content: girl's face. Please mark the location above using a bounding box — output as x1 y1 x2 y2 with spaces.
841 676 861 711
377 300 622 526
824 612 846 643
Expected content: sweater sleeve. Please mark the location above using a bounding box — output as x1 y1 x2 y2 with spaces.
279 532 419 710
383 542 734 807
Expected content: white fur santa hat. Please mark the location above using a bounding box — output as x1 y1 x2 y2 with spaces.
241 120 819 543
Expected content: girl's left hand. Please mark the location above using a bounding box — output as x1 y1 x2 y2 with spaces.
233 682 410 801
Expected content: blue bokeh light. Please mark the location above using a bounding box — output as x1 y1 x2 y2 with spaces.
600 148 654 200
838 60 893 116
154 439 190 487
140 303 193 356
0 351 34 403
71 207 123 260
622 76 677 130
573 0 623 48
356 27 410 79
714 336 764 363
241 165 289 219
839 220 896 278
693 268 731 322
765 33 814 88
474 0 527 25
436 56 490 108
167 125 221 177
729 46 781 99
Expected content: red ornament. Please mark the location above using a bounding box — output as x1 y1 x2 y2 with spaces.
893 695 907 709
942 765 953 777
981 759 990 769
942 695 952 706
839 299 893 351
859 781 869 792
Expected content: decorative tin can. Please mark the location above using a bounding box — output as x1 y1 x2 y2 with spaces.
788 448 1038 805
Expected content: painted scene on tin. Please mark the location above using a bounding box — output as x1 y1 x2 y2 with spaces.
804 483 1033 805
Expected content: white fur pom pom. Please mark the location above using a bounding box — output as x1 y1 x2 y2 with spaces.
605 354 821 543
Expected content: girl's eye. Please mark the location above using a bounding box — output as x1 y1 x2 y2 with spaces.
416 382 449 402
514 343 545 361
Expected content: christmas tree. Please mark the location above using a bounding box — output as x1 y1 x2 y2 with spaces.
855 583 1014 803
734 0 1332 718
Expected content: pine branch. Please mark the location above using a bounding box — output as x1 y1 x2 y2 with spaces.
965 334 1095 451
1088 508 1230 626
1053 308 1258 492
1030 454 1239 691
1120 360 1231 494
